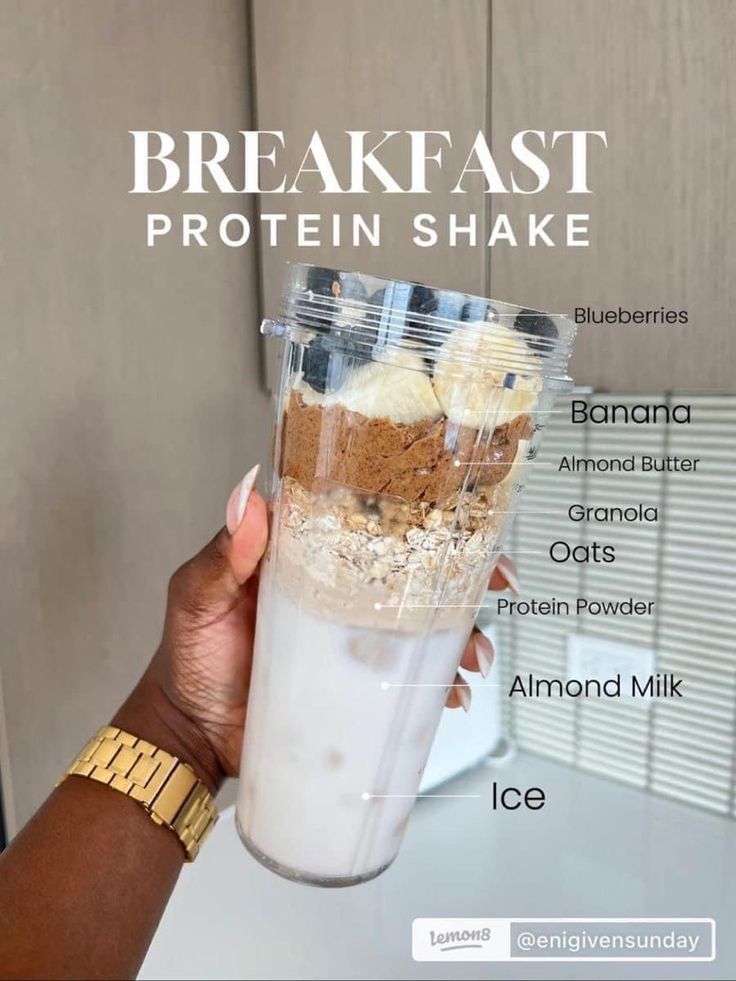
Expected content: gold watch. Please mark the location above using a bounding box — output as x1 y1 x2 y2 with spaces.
58 725 218 861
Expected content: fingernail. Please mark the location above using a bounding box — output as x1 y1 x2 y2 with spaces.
226 464 260 535
474 632 494 678
454 675 472 713
496 554 521 595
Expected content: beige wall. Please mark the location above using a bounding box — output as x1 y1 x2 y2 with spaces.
251 0 491 390
0 0 270 831
2 0 734 832
490 0 736 391
251 0 490 301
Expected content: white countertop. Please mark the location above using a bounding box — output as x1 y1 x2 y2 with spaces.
141 753 736 980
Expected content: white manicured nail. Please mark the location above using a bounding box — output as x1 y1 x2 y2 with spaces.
454 675 472 713
226 464 260 534
474 633 494 678
496 554 521 595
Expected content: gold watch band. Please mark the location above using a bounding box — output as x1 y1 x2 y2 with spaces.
58 725 218 861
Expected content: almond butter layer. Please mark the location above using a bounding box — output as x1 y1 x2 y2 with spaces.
280 390 534 506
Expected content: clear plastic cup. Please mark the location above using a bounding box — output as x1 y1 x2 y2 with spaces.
236 264 575 886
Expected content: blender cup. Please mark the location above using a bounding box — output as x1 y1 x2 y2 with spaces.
236 265 575 886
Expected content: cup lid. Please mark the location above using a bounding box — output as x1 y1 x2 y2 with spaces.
270 263 576 383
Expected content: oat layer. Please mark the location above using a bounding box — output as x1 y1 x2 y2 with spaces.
275 477 509 631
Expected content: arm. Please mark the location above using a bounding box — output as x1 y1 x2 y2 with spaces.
0 686 216 981
0 468 267 981
0 462 510 980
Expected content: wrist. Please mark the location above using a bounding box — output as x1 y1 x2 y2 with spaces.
112 677 224 795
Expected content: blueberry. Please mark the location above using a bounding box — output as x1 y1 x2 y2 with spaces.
513 308 558 351
461 299 493 322
408 285 442 359
306 266 341 297
302 335 333 393
409 284 437 316
504 372 516 389
365 283 441 366
301 334 368 394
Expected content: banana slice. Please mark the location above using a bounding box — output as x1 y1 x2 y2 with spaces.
297 348 441 425
432 323 541 429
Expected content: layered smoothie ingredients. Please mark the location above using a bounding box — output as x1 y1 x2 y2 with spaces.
278 338 537 630
236 268 574 886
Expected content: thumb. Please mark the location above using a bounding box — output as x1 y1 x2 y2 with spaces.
167 466 268 621
224 465 269 584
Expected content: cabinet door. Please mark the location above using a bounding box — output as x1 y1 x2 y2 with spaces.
0 0 268 832
251 0 491 389
490 0 736 389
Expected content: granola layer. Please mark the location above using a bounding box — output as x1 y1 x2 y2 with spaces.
269 471 521 631
271 386 532 629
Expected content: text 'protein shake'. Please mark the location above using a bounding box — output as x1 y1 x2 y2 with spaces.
236 266 576 886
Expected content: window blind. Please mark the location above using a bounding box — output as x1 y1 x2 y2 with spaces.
498 392 736 815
